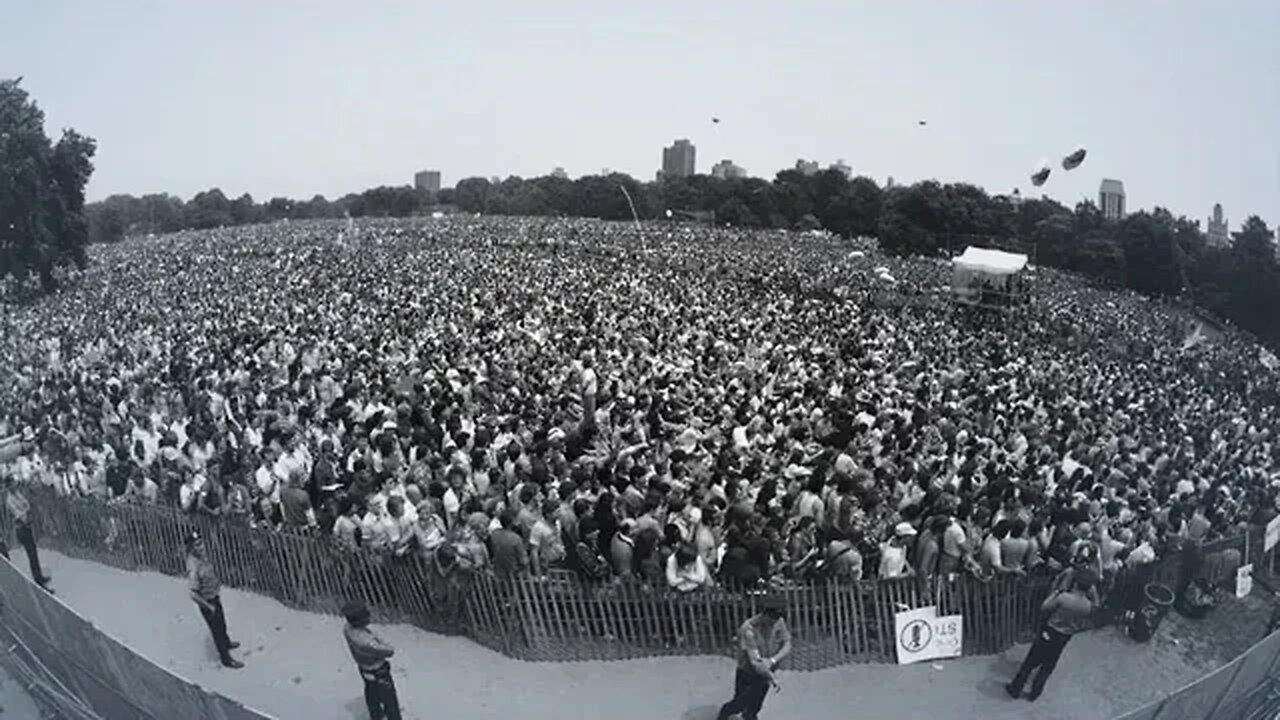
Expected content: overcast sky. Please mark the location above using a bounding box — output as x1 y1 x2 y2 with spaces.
4 1 1277 228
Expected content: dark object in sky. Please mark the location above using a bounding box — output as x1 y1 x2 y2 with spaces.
1031 166 1051 187
918 120 927 126
712 117 720 124
1062 146 1087 171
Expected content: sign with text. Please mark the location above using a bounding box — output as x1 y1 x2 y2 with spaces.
894 605 963 665
1237 564 1254 599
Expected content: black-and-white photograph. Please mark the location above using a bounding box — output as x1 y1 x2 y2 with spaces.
1 3 1278 720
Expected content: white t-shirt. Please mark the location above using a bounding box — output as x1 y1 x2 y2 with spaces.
879 543 910 578
255 465 278 501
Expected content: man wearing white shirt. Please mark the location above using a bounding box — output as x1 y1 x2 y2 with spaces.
180 473 208 513
255 448 280 505
384 497 416 556
361 498 391 551
131 418 160 468
580 353 599 419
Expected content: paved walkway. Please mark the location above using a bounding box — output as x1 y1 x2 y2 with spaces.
27 549 1242 720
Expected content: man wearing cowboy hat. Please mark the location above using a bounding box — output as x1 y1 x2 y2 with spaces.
185 531 243 668
717 594 792 720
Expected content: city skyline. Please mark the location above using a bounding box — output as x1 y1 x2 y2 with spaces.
3 1 1277 228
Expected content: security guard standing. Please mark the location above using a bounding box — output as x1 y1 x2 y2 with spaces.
343 599 402 720
1007 567 1099 702
718 594 792 720
185 531 243 668
3 475 52 593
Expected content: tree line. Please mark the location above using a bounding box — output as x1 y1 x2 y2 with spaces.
3 77 1276 348
82 170 1278 346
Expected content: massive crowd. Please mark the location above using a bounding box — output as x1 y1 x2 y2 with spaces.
2 216 1278 596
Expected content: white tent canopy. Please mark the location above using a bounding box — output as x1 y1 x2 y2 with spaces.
953 247 1028 276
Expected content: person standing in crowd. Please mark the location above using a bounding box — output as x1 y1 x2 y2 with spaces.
3 475 52 592
1006 568 1099 702
717 594 791 720
342 599 402 720
185 531 243 668
878 522 916 579
489 509 529 579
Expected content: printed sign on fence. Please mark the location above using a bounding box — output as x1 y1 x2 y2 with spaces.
1237 563 1254 599
894 605 963 665
1267 516 1280 553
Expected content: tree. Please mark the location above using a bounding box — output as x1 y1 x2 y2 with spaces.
140 193 185 233
1117 210 1186 297
451 177 491 214
300 194 333 219
716 197 757 227
0 78 97 291
230 192 259 225
877 192 932 257
1231 215 1275 259
795 213 822 232
1223 216 1279 340
184 188 234 229
86 200 126 244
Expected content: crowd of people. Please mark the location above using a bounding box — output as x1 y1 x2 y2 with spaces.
2 215 1278 602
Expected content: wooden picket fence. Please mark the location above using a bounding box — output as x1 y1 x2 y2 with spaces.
8 485 1257 669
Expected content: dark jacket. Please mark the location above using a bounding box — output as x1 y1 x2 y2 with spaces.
489 527 529 579
575 540 612 582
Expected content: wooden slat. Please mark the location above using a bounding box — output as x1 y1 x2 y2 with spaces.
14 487 1214 667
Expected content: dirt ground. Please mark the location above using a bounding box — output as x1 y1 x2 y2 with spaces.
27 549 1276 720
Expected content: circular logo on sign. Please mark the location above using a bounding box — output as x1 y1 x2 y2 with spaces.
900 619 932 653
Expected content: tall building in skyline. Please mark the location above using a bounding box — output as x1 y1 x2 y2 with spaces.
829 159 851 179
711 159 747 180
661 139 696 179
1207 202 1230 248
1099 178 1126 220
795 159 820 176
413 170 441 193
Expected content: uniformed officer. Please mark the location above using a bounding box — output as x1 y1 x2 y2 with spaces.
343 599 402 720
185 531 243 668
717 594 792 720
1007 567 1099 701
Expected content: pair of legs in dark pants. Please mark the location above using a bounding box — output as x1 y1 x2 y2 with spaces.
15 524 49 587
360 664 402 720
1008 625 1071 700
197 596 237 663
718 667 770 720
